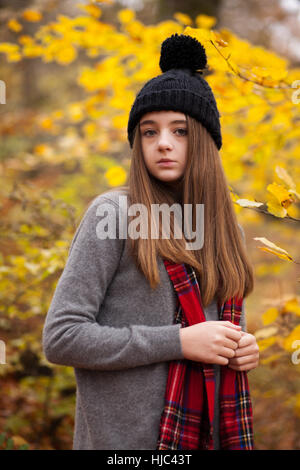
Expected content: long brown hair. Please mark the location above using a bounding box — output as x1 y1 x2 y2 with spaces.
117 114 254 307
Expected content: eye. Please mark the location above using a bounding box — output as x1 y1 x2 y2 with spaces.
142 130 156 136
175 128 188 136
142 129 187 137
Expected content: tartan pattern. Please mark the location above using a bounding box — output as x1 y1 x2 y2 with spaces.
156 260 254 450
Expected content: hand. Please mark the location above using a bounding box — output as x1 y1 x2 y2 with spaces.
179 321 242 366
228 331 259 371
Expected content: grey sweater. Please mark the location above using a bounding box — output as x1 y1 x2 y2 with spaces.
42 189 246 450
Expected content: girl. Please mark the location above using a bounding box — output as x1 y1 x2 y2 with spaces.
43 34 259 450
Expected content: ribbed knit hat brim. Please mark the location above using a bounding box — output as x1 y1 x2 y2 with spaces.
127 88 222 150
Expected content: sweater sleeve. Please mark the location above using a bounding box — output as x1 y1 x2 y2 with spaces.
42 195 184 371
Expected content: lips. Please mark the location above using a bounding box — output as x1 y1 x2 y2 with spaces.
157 158 175 163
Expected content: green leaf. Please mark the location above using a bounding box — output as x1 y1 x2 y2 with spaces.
0 433 7 446
6 438 14 450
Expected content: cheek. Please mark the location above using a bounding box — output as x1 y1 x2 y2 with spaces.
180 143 188 165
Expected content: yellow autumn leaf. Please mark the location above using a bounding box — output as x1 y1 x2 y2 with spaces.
283 325 300 352
183 26 214 45
78 4 102 19
83 122 97 137
67 103 84 122
251 66 271 78
247 104 268 123
22 10 43 22
280 197 295 210
11 435 29 448
39 117 54 130
11 256 25 267
251 67 287 81
255 325 278 340
7 19 23 32
174 12 192 26
269 68 288 81
267 182 293 205
34 144 53 158
235 199 263 208
18 35 34 46
7 52 22 62
56 45 77 65
262 307 279 325
275 166 296 189
118 9 135 24
211 31 228 47
282 298 300 317
195 14 217 30
256 336 277 352
51 110 64 120
105 166 127 186
253 237 291 256
0 43 20 54
266 196 287 218
24 262 40 275
23 44 44 58
112 113 128 129
289 189 300 200
258 247 293 262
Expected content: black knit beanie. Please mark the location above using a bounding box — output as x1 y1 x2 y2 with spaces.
127 33 222 150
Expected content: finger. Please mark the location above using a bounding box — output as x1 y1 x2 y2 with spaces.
222 337 239 351
215 355 229 366
224 327 242 342
234 345 258 358
228 361 258 372
229 353 259 366
221 321 241 330
237 334 254 348
219 347 236 359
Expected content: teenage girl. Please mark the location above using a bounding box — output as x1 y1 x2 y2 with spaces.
43 34 259 450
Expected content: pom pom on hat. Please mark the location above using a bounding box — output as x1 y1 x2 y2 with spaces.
159 33 207 73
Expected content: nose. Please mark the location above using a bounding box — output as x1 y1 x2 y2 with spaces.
157 131 173 151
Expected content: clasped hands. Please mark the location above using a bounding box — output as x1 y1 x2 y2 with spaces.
227 330 259 372
179 320 260 371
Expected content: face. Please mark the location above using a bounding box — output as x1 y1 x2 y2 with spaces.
139 110 188 185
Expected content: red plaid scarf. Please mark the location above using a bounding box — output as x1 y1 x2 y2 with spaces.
157 260 254 450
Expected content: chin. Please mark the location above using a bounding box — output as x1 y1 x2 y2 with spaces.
156 173 181 183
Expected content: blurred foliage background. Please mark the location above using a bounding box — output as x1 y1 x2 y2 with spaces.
0 0 300 450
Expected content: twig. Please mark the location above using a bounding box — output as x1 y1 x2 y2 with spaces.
210 40 294 90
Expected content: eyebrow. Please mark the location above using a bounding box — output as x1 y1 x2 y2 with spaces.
139 119 187 127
